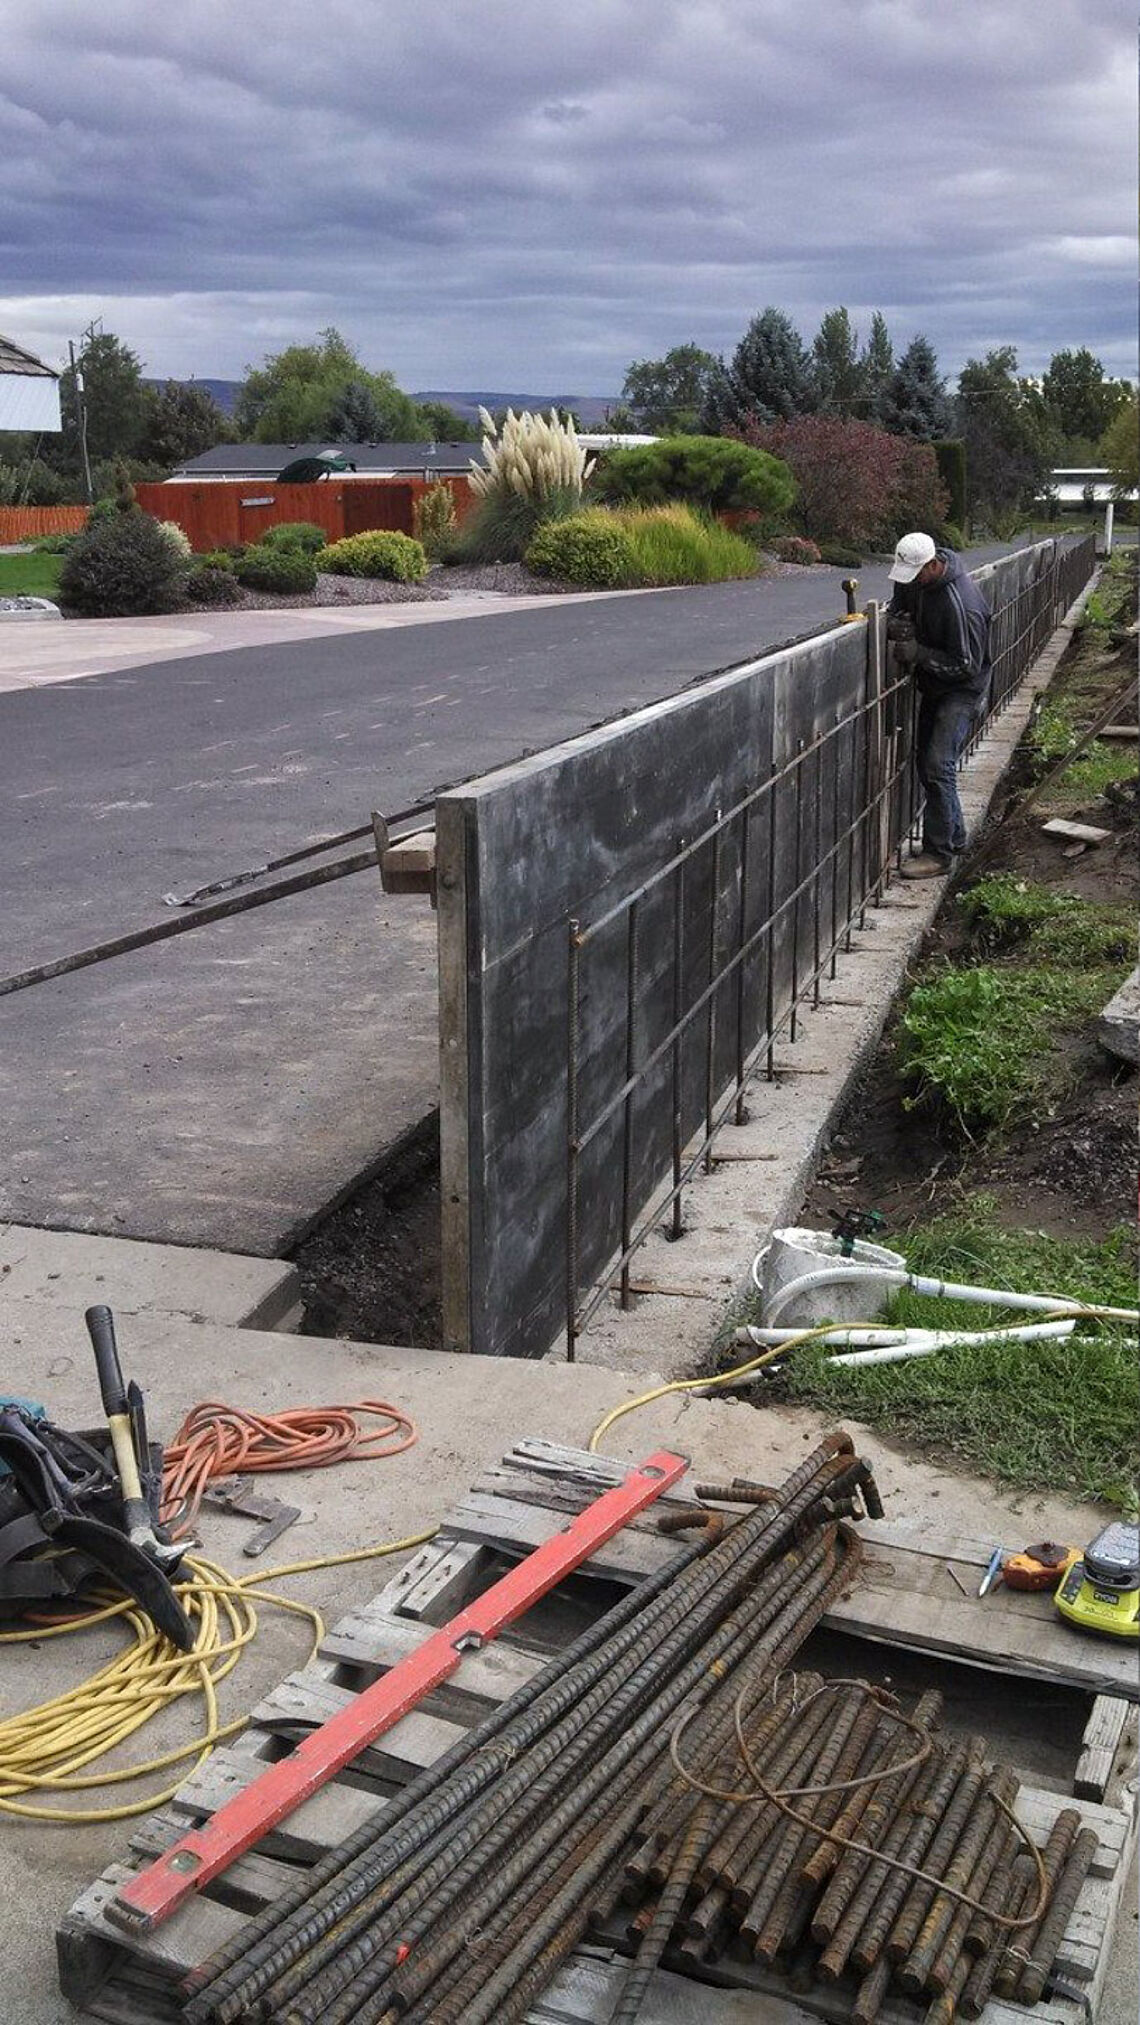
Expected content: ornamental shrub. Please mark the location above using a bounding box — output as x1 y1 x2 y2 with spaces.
58 511 190 616
739 415 948 549
235 543 318 593
157 519 192 561
450 486 581 564
412 482 458 559
595 435 795 519
526 511 640 587
315 531 428 581
772 535 821 565
185 559 242 605
612 505 759 585
816 541 864 567
260 521 328 556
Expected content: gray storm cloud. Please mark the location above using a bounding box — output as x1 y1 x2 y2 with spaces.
1 0 1134 384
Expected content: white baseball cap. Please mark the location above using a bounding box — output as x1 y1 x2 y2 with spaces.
888 532 937 583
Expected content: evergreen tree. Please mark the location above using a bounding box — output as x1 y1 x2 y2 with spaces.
54 323 150 472
325 379 386 441
881 335 951 439
810 309 865 415
139 380 230 468
859 313 894 422
704 308 815 430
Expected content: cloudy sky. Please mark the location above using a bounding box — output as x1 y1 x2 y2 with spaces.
1 0 1135 395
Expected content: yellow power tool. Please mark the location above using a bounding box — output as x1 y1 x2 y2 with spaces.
1054 1521 1139 1640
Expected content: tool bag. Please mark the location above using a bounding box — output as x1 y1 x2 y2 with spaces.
0 1404 182 1619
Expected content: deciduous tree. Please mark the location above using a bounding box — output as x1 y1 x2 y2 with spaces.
1042 349 1130 450
620 344 720 433
955 348 1052 523
140 380 231 467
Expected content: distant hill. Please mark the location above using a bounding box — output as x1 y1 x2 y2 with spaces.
145 382 620 425
414 391 620 427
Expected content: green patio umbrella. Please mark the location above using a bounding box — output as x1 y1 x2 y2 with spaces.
276 451 357 482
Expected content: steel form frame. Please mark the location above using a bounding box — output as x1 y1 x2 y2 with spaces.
564 538 1095 1357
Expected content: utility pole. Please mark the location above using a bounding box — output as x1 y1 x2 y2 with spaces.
69 339 94 504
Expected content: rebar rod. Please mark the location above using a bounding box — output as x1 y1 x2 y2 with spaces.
852 1955 892 2025
960 1855 1035 2020
850 1738 972 1974
992 1808 1080 1999
196 1440 853 2022
277 1522 855 2022
609 1799 716 2024
814 1742 949 1981
755 1690 885 1960
900 1766 1016 1995
745 1687 869 1957
886 1739 988 1963
811 1691 944 1944
927 1770 1019 1994
1016 1827 1098 2006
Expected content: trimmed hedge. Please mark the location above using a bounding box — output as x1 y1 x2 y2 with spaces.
186 561 241 606
771 535 821 565
235 544 318 593
316 531 428 581
526 511 639 587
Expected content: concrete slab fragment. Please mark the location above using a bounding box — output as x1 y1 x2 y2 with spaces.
0 1222 300 1330
1098 965 1140 1065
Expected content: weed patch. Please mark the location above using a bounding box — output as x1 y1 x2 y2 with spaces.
775 1207 1138 1506
959 876 1135 967
899 962 1127 1133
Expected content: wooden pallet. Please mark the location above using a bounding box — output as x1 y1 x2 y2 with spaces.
58 1442 1138 2025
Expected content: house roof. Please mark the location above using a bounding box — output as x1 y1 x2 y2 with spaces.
0 334 59 379
172 441 484 478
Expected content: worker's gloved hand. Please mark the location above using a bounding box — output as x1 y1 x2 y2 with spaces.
887 615 918 667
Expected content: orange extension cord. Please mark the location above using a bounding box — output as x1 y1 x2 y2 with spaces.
160 1399 419 1538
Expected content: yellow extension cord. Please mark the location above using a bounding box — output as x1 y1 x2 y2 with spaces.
0 1531 438 1824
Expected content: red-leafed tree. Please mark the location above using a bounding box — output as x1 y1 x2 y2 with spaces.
735 414 948 547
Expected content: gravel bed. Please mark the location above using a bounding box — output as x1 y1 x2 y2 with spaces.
234 573 446 611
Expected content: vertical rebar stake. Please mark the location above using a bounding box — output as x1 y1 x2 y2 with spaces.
734 804 751 1124
812 736 823 1005
565 916 581 1361
765 759 778 1079
620 899 639 1308
790 746 805 1040
704 815 722 1170
830 712 842 975
670 843 685 1239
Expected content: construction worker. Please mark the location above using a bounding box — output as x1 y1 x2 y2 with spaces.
885 532 992 877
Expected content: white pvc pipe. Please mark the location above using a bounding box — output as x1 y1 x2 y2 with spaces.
825 1320 1077 1367
737 1320 1077 1354
762 1264 1138 1329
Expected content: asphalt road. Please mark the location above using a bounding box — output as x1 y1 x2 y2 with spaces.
0 542 1038 1254
2 547 1022 972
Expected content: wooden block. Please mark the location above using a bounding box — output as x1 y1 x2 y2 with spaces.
380 828 436 897
319 1605 545 1707
1100 724 1138 739
1042 817 1112 844
1075 1693 1133 1801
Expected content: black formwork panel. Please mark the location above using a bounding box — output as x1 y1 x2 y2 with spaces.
437 537 1095 1363
437 622 870 1361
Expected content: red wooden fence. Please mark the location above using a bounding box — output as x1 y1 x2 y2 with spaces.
134 477 476 553
0 506 88 542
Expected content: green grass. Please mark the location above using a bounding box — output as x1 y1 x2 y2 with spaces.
899 962 1127 1133
0 551 63 598
776 1206 1138 1506
959 876 1135 968
1040 741 1137 807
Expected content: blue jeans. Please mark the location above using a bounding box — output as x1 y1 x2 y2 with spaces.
915 690 982 858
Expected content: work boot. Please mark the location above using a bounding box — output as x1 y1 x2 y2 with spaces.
899 850 953 879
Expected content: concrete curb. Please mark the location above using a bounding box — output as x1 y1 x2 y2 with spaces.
558 578 1100 1381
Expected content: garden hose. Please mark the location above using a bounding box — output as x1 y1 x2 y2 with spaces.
0 1531 438 1824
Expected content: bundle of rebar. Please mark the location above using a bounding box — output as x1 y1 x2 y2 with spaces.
179 1432 1091 2025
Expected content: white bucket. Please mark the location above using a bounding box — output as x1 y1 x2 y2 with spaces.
760 1226 906 1326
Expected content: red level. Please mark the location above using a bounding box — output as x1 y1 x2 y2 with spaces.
110 1447 688 1931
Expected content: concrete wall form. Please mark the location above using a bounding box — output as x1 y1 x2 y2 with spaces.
437 538 1094 1361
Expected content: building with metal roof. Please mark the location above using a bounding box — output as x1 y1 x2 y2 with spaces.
0 335 62 432
169 442 485 482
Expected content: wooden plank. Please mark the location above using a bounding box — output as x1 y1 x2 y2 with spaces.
320 1603 545 1707
827 1577 1139 1700
246 1669 470 1776
472 1464 697 1529
1074 1693 1133 1801
447 1491 676 1581
1042 817 1111 843
160 1744 387 1861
